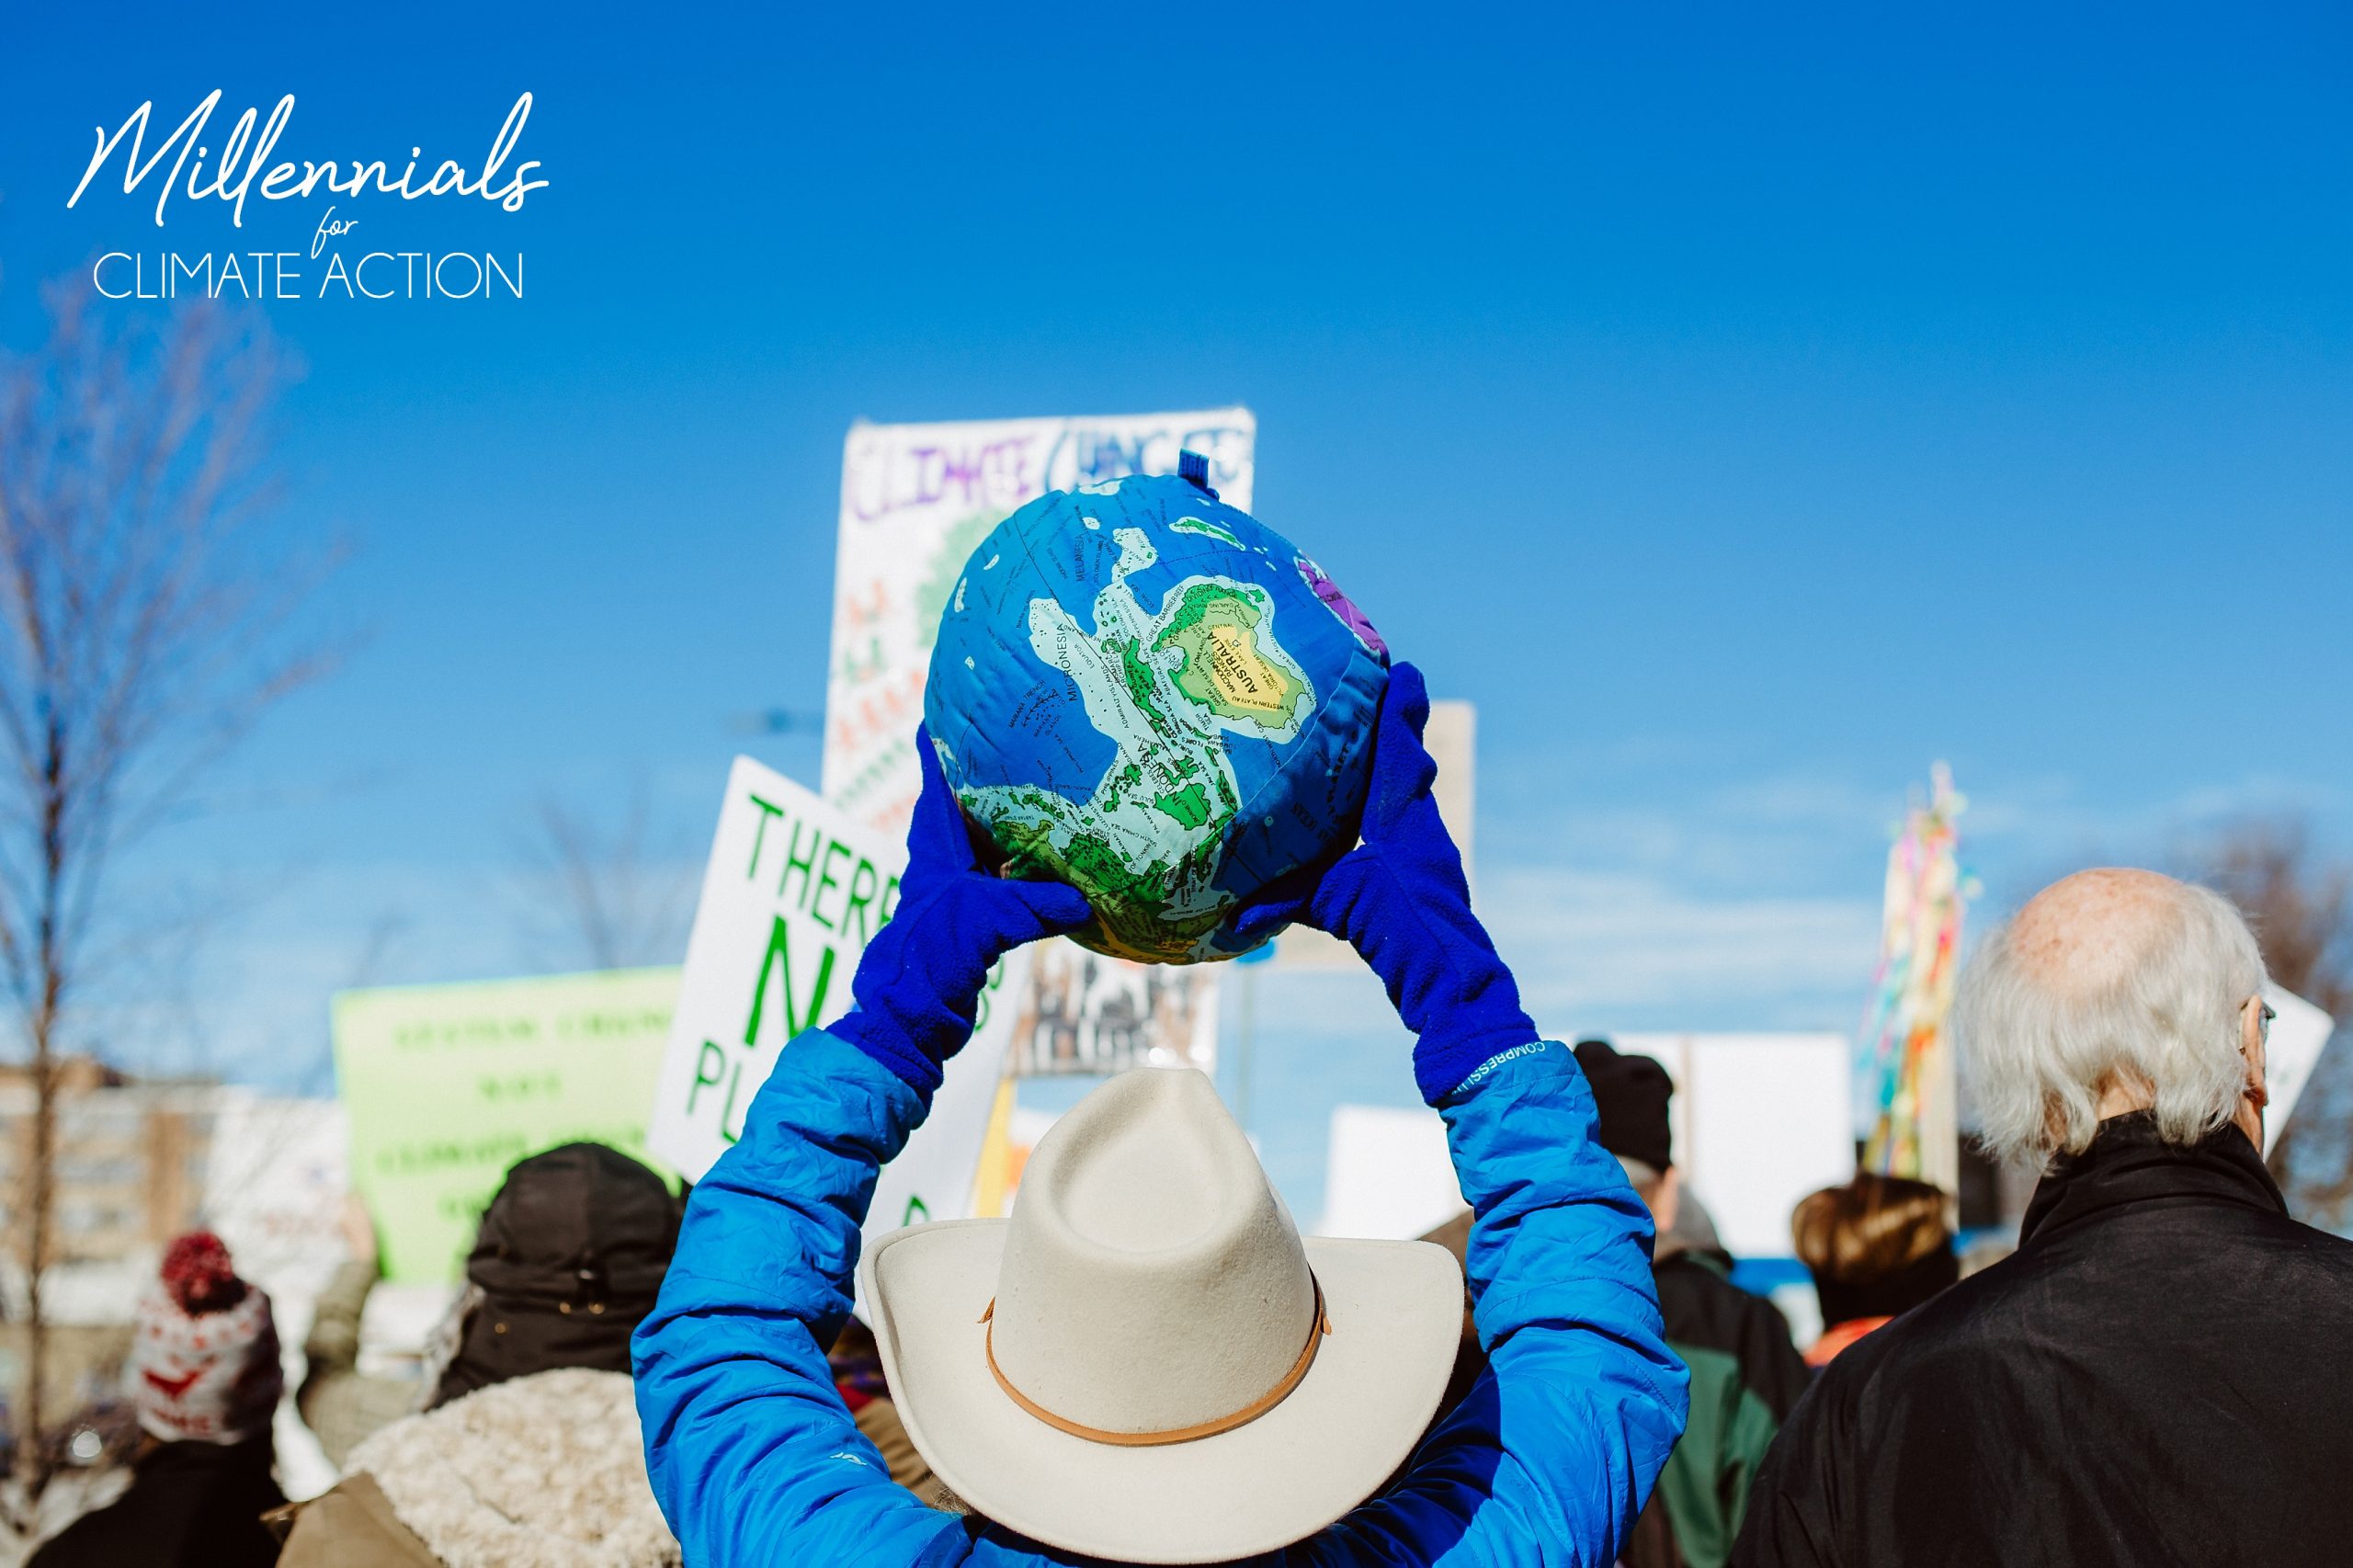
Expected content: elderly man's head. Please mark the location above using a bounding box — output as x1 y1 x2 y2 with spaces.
1959 868 2271 1165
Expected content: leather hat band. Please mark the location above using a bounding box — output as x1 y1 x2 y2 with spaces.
978 1275 1331 1448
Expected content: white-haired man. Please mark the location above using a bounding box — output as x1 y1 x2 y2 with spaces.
1733 867 2353 1568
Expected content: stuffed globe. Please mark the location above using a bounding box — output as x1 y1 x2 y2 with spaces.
925 467 1389 963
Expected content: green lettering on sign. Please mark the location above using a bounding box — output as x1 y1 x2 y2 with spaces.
743 916 837 1046
687 1040 727 1116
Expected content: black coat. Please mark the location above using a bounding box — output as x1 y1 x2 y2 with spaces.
29 1437 284 1568
1732 1112 2353 1567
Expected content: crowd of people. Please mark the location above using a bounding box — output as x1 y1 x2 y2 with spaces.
31 1140 686 1568
20 674 2353 1565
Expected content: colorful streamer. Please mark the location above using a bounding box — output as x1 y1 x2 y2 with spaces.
1859 764 1975 1187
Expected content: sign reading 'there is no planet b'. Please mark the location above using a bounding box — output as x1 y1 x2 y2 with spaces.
647 756 1029 1259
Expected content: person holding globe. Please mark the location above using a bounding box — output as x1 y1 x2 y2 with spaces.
631 478 1687 1564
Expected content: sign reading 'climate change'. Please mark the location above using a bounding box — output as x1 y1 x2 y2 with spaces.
822 411 1245 1079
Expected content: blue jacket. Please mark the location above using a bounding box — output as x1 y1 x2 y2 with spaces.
633 1033 1688 1566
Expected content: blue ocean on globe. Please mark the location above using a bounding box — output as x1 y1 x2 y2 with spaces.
925 472 1390 963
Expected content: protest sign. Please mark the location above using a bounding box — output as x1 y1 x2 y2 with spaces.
823 408 1256 832
647 756 1029 1241
1626 1031 1857 1260
1316 1033 1852 1260
821 411 1249 1076
2262 984 2336 1157
200 1091 350 1500
203 1091 349 1310
332 968 676 1284
1319 1104 1462 1240
1006 938 1217 1075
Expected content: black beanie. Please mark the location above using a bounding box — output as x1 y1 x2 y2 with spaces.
1573 1038 1676 1173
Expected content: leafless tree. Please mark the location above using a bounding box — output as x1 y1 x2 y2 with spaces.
0 280 331 1492
508 780 696 972
2204 819 2351 1015
2197 817 2353 1229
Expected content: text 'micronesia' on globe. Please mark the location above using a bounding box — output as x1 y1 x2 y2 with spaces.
925 473 1389 963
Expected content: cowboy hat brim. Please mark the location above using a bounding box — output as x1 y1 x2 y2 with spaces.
862 1220 1463 1564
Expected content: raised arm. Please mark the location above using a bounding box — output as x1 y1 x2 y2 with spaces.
631 730 1087 1567
1314 1041 1688 1567
1239 664 1689 1566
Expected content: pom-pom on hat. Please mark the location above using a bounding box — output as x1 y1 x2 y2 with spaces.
131 1231 282 1446
159 1231 248 1314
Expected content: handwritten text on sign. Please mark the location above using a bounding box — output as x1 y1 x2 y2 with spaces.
332 968 677 1285
648 757 1027 1251
823 409 1256 834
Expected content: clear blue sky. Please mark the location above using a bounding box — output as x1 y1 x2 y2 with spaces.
4 3 2348 1219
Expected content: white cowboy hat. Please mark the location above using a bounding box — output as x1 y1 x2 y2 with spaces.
861 1066 1463 1564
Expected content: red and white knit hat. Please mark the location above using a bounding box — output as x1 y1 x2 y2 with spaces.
130 1233 283 1445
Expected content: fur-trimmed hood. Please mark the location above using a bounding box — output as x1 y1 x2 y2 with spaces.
344 1368 679 1568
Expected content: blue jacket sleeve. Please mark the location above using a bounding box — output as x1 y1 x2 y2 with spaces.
634 1033 1683 1568
1290 1040 1688 1567
631 1030 981 1567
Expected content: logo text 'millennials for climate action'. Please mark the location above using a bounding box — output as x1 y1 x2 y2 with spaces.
67 91 546 305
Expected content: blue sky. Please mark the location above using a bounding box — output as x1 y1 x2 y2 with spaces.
3 3 2348 1219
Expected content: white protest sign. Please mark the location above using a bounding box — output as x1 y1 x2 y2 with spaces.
203 1092 350 1311
1622 1031 1857 1260
1318 1104 1461 1240
821 411 1249 1076
823 409 1256 832
1315 1034 1858 1260
648 756 1029 1239
2263 983 2335 1158
1008 939 1218 1076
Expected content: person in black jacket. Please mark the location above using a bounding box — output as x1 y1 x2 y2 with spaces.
425 1141 680 1407
1733 867 2353 1568
277 1141 685 1564
32 1233 285 1568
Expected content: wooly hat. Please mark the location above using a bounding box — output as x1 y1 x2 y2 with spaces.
1573 1037 1677 1173
131 1232 283 1446
862 1067 1461 1563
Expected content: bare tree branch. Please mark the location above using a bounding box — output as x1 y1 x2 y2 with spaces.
506 779 696 973
2193 816 2353 1233
0 278 335 1493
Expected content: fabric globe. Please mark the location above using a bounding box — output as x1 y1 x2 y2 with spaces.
926 472 1389 963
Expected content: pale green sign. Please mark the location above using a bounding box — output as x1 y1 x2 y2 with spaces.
333 968 680 1284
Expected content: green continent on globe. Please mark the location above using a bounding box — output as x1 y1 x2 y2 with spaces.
1153 781 1212 829
1108 638 1176 738
1153 583 1309 723
951 524 1315 962
1168 513 1244 548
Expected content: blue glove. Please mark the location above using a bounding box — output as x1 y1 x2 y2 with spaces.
831 726 1091 1106
1233 663 1538 1104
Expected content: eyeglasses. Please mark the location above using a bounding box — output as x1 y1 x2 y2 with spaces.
2246 996 2276 1048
